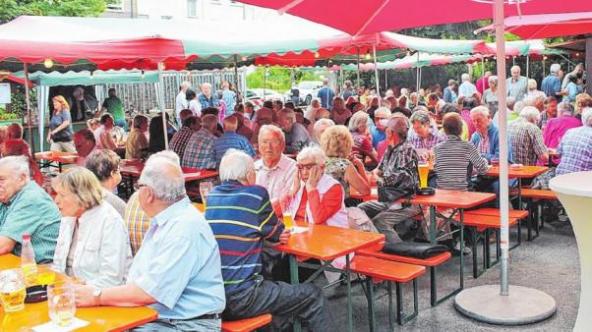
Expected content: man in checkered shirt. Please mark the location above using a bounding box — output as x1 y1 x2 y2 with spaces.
181 114 218 170
556 107 592 175
508 106 549 166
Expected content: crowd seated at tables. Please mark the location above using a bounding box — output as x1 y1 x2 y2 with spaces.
0 69 590 330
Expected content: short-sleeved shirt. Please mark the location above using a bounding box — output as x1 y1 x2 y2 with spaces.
284 123 312 154
181 129 217 170
102 97 125 123
169 127 194 160
49 110 73 142
123 192 151 256
127 197 225 319
214 132 256 166
407 128 447 151
0 181 61 262
508 118 547 166
317 87 335 109
325 157 351 198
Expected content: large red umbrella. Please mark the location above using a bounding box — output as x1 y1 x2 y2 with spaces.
238 0 591 36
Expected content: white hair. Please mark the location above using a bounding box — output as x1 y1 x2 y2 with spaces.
511 65 521 73
514 101 526 114
296 146 326 165
461 73 470 82
201 82 212 90
219 149 254 182
0 156 30 180
180 81 191 90
557 102 574 115
520 106 541 123
528 79 538 90
348 111 369 132
313 118 335 132
470 106 490 118
258 124 286 146
582 107 592 127
550 63 561 74
138 151 185 203
488 75 498 85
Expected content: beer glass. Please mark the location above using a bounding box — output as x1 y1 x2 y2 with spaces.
0 269 26 312
418 161 430 189
199 181 214 210
280 198 294 230
48 283 76 327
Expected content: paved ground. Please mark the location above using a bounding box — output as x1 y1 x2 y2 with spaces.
318 219 579 332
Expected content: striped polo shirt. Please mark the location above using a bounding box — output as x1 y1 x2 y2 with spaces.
206 181 283 295
434 136 489 190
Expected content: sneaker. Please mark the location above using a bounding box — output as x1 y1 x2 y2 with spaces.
454 241 472 255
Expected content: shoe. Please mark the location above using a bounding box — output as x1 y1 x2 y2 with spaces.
454 241 472 255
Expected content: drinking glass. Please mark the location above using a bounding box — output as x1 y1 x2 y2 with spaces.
0 269 26 312
47 283 76 327
199 181 214 209
417 161 430 189
280 198 294 230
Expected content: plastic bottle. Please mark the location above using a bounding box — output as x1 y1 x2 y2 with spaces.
21 233 37 286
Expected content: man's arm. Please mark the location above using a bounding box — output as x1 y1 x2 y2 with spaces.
75 283 155 307
0 236 16 255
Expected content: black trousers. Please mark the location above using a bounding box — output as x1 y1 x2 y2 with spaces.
223 279 335 332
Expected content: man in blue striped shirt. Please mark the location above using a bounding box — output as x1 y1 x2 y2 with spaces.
207 149 335 331
213 116 255 166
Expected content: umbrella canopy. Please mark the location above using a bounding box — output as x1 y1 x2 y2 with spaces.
12 70 160 86
476 12 592 39
237 0 591 36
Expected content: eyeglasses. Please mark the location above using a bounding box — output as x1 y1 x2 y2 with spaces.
296 163 317 171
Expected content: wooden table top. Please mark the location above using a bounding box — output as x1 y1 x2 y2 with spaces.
34 151 78 164
275 225 384 261
120 161 218 182
402 189 496 209
485 165 548 179
0 254 157 332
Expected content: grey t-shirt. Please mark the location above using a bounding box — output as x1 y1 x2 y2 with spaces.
103 190 126 218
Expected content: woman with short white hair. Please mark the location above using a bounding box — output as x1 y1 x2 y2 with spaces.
349 111 378 165
527 78 546 101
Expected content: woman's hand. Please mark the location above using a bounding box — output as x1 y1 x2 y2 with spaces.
306 165 322 191
288 169 301 197
46 132 52 143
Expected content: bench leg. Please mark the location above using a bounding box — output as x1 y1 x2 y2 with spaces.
388 282 394 330
483 229 489 270
527 199 533 241
365 278 376 332
430 266 436 306
395 280 419 325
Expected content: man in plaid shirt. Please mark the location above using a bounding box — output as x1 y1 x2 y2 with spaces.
508 106 549 166
408 109 446 159
556 108 592 175
181 114 218 170
170 115 200 160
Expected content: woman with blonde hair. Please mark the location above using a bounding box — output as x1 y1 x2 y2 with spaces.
52 167 132 287
320 125 370 206
48 95 75 152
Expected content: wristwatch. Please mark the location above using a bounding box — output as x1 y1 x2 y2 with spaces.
92 286 102 304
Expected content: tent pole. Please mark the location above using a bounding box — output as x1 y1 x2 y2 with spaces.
157 62 169 150
384 69 388 92
373 45 380 96
234 55 240 103
356 47 361 89
526 55 530 81
587 36 592 95
416 52 420 92
23 64 34 151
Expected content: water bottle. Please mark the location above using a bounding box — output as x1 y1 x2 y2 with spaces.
21 233 37 286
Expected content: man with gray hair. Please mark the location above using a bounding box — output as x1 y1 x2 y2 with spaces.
408 109 446 156
0 156 61 263
508 106 549 166
198 82 220 109
507 65 528 101
278 108 311 154
556 107 592 175
206 149 335 331
358 117 421 245
175 81 192 123
75 151 226 331
542 63 562 98
543 101 581 151
254 125 297 204
182 114 218 169
458 73 477 98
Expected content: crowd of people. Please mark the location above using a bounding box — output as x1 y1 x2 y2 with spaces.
0 62 590 331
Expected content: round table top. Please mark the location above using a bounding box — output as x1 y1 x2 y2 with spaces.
549 171 592 198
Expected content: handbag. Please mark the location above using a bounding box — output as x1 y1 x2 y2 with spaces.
382 241 449 259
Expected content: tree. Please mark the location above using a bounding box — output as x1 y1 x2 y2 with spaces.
0 0 110 23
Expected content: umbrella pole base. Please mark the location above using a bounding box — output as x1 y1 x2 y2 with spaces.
454 285 556 325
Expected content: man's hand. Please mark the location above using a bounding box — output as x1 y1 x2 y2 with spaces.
279 229 291 245
74 284 100 307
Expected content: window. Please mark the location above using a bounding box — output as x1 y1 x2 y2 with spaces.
187 0 198 17
107 0 124 11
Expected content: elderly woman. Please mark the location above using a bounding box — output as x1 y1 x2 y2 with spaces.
320 125 370 206
349 111 378 165
482 75 499 117
312 118 334 144
126 115 149 159
52 167 132 287
330 96 352 125
304 98 322 122
48 95 75 152
85 149 126 216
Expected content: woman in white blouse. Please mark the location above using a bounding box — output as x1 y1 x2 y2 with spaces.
52 167 132 288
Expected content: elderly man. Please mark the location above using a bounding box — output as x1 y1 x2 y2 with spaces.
556 108 592 175
73 128 97 166
206 149 334 331
198 82 219 109
408 110 446 157
562 63 584 91
358 117 421 245
175 81 192 124
278 108 312 154
214 116 255 166
317 78 335 109
470 106 509 162
507 65 528 101
370 107 392 148
170 115 200 159
75 151 226 331
458 73 477 98
254 125 297 205
508 106 549 166
543 102 581 150
182 114 218 170
0 156 61 262
541 64 562 98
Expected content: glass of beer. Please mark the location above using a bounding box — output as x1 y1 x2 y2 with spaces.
199 181 214 210
48 283 76 327
0 269 26 312
418 161 430 189
280 198 294 230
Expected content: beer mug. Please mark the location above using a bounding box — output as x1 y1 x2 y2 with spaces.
417 161 430 189
199 181 214 210
280 198 294 230
47 283 76 327
0 269 26 313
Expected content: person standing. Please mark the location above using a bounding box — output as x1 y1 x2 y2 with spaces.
541 64 562 99
175 81 191 125
101 88 127 130
341 80 355 100
458 74 477 98
476 71 491 95
198 83 220 109
317 78 335 109
506 65 528 102
48 95 75 152
220 81 236 116
443 79 458 103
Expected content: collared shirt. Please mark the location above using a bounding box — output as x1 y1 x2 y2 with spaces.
317 86 335 109
222 89 236 116
123 192 151 256
0 181 61 263
175 91 188 113
254 154 297 202
214 132 256 166
543 115 582 149
434 135 489 190
508 118 547 166
407 128 447 151
170 127 194 160
128 197 225 320
541 74 561 97
458 81 477 98
182 129 217 169
557 126 592 175
53 202 132 288
198 94 219 109
506 76 528 101
206 181 283 296
377 141 419 189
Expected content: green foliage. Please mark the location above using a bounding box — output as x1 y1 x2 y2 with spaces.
0 0 108 23
246 67 322 92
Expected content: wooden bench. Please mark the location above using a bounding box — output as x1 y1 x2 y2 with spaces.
221 314 272 332
350 255 425 331
356 247 454 307
521 188 559 239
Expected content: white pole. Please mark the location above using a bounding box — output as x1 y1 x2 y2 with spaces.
157 62 169 150
23 64 34 151
526 54 530 81
356 47 361 89
494 0 510 296
373 45 380 97
416 52 420 92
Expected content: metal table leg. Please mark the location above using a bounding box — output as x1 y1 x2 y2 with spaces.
429 205 437 244
289 255 301 332
345 253 353 332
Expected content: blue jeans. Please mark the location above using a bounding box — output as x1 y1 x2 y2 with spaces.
132 318 221 331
